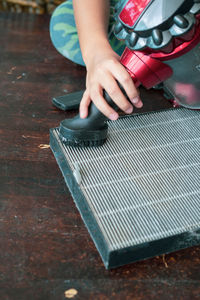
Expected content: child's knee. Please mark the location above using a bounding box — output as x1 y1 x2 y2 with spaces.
50 0 76 49
50 0 74 25
49 0 85 66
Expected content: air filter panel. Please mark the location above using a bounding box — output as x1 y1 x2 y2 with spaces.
50 108 200 269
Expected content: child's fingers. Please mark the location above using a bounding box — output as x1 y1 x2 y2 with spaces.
134 89 143 108
110 62 143 108
90 85 119 120
79 90 91 119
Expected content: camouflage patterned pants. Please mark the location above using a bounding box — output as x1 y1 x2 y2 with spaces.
49 0 125 66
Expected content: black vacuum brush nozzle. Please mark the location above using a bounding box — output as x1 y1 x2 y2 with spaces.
59 115 108 147
52 91 108 146
58 89 121 147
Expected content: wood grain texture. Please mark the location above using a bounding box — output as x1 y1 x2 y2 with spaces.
0 12 199 300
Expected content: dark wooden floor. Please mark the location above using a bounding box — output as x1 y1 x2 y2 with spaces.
0 12 200 300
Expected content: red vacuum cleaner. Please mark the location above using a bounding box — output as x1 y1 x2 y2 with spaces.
54 0 200 147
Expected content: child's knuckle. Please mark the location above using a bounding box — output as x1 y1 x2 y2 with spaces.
96 64 105 75
122 102 131 111
108 86 118 97
121 73 130 84
107 58 117 66
90 89 99 101
131 90 139 99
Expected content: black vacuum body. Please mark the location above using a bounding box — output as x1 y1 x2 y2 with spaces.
56 0 200 147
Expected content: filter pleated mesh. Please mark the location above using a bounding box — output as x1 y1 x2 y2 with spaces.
55 109 200 251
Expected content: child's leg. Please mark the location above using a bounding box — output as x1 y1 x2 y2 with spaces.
49 0 125 66
50 0 84 65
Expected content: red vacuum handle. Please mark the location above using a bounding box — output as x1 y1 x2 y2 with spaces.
120 47 173 89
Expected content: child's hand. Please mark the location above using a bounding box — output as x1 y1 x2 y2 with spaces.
79 48 143 120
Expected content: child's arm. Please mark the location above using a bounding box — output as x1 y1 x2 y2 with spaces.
73 0 143 120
